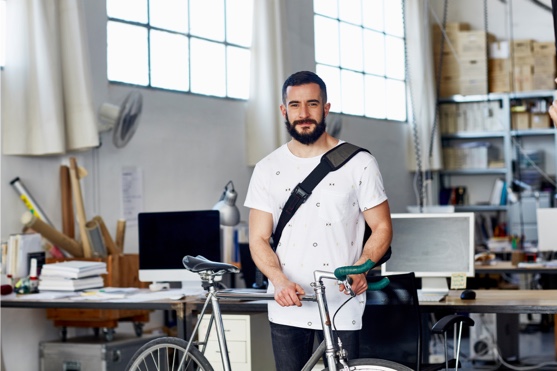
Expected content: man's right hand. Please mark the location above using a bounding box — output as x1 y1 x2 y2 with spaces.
273 278 305 307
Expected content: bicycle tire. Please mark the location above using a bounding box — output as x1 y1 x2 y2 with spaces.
126 336 214 371
323 357 413 371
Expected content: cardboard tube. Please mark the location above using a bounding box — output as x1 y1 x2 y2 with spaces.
60 165 74 238
92 216 120 255
85 220 107 258
21 211 83 257
69 157 93 257
115 219 126 251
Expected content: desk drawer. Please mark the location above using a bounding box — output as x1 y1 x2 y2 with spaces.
198 316 247 341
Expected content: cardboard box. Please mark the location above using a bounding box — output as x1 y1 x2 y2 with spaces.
533 55 556 73
457 31 494 57
489 72 512 93
512 55 534 66
511 111 530 130
533 41 556 56
513 65 534 91
460 57 488 77
460 77 488 95
512 39 533 56
532 72 556 90
432 22 470 34
531 113 550 129
489 58 511 74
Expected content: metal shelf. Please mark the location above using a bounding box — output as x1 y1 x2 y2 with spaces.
454 205 507 212
440 168 507 176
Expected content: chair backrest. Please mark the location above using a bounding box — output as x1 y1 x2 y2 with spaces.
360 272 422 370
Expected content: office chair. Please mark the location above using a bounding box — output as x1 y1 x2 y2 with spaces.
360 272 474 371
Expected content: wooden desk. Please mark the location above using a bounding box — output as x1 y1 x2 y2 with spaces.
475 261 557 274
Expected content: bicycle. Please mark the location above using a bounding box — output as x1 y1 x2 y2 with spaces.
126 255 413 371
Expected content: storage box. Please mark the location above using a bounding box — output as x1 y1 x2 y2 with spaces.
531 113 550 129
456 31 494 57
532 72 556 90
512 40 533 56
40 334 161 371
533 41 556 56
533 55 556 74
511 111 530 130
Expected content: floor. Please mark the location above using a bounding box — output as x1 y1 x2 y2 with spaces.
447 320 556 370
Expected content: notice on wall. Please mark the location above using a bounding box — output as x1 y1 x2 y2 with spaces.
450 272 467 290
121 166 143 226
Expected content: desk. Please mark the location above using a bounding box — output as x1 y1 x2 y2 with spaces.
475 261 557 275
3 290 557 355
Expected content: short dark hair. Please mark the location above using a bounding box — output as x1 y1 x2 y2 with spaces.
281 71 327 104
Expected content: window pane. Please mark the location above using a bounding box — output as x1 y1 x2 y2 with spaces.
107 21 149 85
317 64 341 113
0 0 5 67
341 70 364 116
107 0 147 23
338 0 361 25
363 30 384 76
385 35 405 80
314 16 339 66
190 0 225 41
365 75 386 119
190 38 226 96
150 30 189 91
226 0 253 47
386 79 406 121
384 0 404 37
340 23 362 71
227 46 250 99
362 0 383 31
150 0 188 33
313 0 337 18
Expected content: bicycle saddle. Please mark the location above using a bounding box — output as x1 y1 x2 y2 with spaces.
182 255 240 274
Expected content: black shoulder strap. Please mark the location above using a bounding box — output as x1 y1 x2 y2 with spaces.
271 142 369 249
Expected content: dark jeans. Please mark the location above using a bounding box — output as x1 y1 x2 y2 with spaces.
269 322 360 371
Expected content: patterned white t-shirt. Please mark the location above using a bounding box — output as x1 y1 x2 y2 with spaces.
244 141 388 330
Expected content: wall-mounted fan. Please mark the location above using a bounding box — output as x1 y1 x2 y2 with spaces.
98 91 143 148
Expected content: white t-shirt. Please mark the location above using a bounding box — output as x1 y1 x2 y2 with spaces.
244 141 388 330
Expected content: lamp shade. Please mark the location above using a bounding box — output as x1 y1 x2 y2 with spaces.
213 181 241 226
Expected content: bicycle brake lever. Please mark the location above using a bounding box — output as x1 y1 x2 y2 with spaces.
341 276 355 297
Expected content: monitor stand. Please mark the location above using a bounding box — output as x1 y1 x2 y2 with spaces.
420 277 449 294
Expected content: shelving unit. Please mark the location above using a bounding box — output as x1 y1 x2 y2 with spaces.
437 90 557 235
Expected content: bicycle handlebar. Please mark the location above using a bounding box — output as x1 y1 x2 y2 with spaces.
334 259 390 291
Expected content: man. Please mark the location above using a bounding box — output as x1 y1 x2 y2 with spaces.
244 71 392 370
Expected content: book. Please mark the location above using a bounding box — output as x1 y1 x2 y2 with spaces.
40 260 107 279
489 178 505 206
38 275 104 291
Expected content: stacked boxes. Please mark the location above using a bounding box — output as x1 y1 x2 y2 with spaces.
433 23 493 97
532 41 556 90
489 39 556 92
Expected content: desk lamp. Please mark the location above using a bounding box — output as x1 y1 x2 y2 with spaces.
213 181 241 263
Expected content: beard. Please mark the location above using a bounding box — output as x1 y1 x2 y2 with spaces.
284 113 327 145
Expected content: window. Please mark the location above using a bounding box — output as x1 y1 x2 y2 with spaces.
0 0 5 67
106 0 253 99
314 0 406 121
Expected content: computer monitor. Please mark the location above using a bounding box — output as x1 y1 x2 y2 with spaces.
137 210 221 289
381 212 475 294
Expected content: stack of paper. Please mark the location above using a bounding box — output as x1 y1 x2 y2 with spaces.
39 261 107 291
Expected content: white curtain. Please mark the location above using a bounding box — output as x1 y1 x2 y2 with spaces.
245 0 288 166
405 0 442 174
2 0 99 156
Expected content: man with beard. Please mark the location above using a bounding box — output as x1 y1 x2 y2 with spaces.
244 71 392 370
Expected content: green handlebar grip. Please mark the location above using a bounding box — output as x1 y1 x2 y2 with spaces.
334 259 374 280
367 277 390 291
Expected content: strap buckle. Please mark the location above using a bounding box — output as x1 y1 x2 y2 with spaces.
285 184 311 213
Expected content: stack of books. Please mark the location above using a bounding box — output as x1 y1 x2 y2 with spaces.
39 260 107 291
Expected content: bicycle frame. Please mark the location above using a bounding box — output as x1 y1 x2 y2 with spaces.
199 269 355 371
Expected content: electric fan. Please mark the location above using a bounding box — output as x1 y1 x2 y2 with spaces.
98 91 143 148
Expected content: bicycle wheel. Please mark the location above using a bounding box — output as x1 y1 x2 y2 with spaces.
323 357 413 371
126 336 214 371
